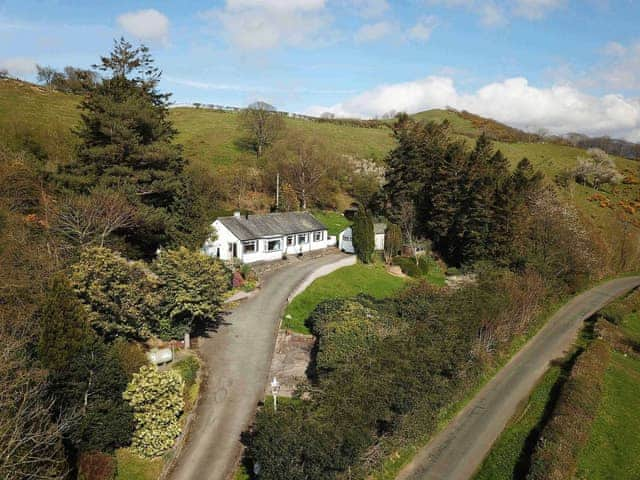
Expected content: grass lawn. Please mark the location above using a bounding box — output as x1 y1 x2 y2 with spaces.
473 366 562 480
312 210 351 237
115 449 163 480
282 262 406 334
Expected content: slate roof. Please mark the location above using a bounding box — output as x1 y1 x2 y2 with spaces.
218 212 327 241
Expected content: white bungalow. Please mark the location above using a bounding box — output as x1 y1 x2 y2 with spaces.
338 223 386 254
203 211 330 263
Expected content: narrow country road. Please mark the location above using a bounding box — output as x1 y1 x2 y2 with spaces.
168 252 348 480
397 275 640 480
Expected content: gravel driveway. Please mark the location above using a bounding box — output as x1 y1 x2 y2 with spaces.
168 252 348 480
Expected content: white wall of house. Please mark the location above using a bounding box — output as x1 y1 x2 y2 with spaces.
204 221 329 264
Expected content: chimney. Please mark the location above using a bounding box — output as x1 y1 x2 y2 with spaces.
234 211 241 218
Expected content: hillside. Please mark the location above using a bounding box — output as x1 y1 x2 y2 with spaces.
2 77 640 256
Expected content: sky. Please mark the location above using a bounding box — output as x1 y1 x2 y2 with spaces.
1 0 640 140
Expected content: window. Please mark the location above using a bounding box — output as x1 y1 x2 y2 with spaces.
313 231 323 242
298 233 308 244
266 239 281 252
243 240 257 253
287 235 295 247
343 235 352 242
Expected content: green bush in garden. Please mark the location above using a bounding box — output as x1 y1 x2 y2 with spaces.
123 366 184 458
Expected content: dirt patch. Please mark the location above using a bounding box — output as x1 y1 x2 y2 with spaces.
266 330 315 397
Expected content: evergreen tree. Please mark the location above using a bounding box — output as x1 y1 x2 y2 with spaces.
352 205 375 263
38 273 90 372
384 223 402 263
57 38 188 257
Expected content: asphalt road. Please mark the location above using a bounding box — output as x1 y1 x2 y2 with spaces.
397 275 640 480
168 252 347 480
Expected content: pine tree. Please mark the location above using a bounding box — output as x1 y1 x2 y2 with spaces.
352 205 375 263
57 38 188 256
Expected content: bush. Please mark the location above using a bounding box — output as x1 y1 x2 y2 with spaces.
171 355 199 388
111 339 148 378
392 256 420 277
123 366 184 458
78 451 116 480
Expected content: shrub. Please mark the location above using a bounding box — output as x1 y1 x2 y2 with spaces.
111 338 148 378
171 356 200 389
152 247 231 338
392 256 420 277
123 366 184 458
352 205 374 263
78 451 116 480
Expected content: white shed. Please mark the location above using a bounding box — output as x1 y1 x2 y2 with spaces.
339 223 386 253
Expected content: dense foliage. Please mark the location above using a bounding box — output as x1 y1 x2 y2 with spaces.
352 205 375 263
123 366 184 458
152 247 230 338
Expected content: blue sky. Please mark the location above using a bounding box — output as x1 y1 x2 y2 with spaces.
2 0 640 139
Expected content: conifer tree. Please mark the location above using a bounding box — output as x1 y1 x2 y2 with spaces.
57 38 188 256
352 205 375 263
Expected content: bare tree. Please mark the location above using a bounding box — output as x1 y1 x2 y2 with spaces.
0 335 69 480
239 102 285 159
36 65 58 90
52 190 137 247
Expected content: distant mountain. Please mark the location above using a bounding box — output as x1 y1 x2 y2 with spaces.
561 133 640 161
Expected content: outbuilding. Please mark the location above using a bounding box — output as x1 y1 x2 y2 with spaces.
338 223 386 254
203 211 330 264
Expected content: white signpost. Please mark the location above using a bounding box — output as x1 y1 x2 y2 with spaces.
270 377 280 412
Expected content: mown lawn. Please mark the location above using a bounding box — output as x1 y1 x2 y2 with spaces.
282 262 406 334
473 366 562 480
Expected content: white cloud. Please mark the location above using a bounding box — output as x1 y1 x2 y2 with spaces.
203 0 332 50
429 0 564 25
0 57 37 76
408 16 438 41
512 0 566 19
601 41 627 57
355 21 394 43
117 9 170 46
595 41 640 90
348 0 390 18
306 76 640 140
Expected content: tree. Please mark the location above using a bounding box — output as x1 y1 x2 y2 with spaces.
152 247 230 338
71 247 160 339
352 205 374 263
38 274 90 372
36 65 58 89
573 148 623 190
56 38 187 257
51 190 138 248
123 366 184 458
239 102 285 159
0 68 8 79
384 223 402 264
278 182 299 212
0 335 69 480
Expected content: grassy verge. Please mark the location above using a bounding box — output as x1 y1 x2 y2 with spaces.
114 449 163 480
282 262 406 334
473 366 563 480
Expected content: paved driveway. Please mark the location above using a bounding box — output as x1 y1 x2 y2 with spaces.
397 276 640 480
168 252 348 480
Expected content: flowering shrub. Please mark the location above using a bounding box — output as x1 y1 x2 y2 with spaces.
123 366 184 458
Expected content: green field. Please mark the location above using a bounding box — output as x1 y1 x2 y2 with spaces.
473 366 562 480
312 210 351 236
2 77 639 247
282 262 406 334
115 448 163 480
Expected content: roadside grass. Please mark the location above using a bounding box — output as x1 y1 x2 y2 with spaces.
575 351 640 480
282 262 406 334
312 210 351 237
473 366 563 480
114 448 163 480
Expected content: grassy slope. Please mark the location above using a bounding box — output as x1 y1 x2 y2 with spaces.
2 78 639 247
575 309 640 480
311 210 351 236
282 262 406 334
